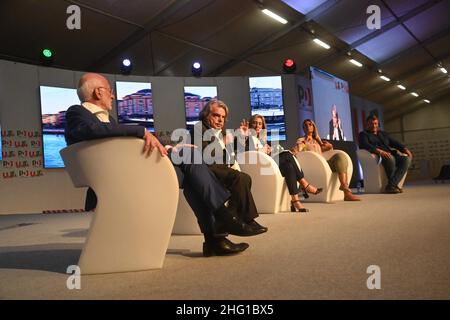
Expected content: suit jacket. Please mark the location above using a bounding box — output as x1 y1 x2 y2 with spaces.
194 121 235 167
359 129 406 154
65 104 145 146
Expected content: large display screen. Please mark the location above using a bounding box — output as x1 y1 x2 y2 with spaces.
249 76 286 141
40 85 79 168
116 81 154 132
184 86 217 132
310 67 353 141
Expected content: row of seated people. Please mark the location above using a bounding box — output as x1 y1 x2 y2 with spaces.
234 112 412 205
63 73 413 263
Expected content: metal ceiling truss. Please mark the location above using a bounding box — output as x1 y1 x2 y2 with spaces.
207 0 341 76
360 51 450 97
385 89 450 122
87 0 192 71
303 0 443 73
348 25 450 82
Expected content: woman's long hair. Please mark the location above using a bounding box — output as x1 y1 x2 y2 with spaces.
249 114 267 143
302 119 323 145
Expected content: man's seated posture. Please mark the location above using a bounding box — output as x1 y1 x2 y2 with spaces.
359 115 413 194
194 99 267 234
65 73 262 257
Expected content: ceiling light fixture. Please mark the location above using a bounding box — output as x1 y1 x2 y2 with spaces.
440 67 448 74
411 92 419 97
349 59 363 67
424 99 430 104
191 61 202 77
120 58 133 75
397 84 406 90
380 75 390 82
313 38 330 49
261 9 288 24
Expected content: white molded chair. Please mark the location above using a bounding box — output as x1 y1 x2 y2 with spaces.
357 149 407 193
237 151 291 213
295 150 353 202
60 137 179 274
172 191 201 235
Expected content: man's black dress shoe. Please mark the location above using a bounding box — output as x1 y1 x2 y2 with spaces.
247 219 268 233
215 206 265 237
203 237 249 257
384 185 401 194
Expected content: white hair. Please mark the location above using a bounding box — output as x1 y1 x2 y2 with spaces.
77 76 104 102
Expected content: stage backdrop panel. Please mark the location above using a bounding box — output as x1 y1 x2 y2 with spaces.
310 67 354 142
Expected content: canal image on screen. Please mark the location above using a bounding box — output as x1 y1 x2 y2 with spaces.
116 81 154 132
40 85 79 168
249 76 286 142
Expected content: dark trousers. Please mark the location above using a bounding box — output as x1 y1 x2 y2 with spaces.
208 164 258 223
177 163 230 234
381 154 411 188
84 147 231 235
278 152 304 195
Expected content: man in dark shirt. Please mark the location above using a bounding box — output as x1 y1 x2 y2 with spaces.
359 115 413 193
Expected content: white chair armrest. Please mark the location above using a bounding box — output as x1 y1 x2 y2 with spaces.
323 149 353 178
237 151 284 213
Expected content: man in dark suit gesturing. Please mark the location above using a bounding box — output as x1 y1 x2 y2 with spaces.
194 99 267 234
65 73 261 257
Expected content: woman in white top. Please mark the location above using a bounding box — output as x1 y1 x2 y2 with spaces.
299 119 360 201
238 114 322 212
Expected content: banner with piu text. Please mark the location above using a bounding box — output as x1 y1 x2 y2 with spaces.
1 129 44 179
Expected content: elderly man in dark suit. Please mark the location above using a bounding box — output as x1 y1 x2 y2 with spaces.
194 99 267 234
359 115 413 194
65 73 260 257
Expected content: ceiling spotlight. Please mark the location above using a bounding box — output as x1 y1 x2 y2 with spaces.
191 61 202 77
40 48 54 66
411 92 419 97
424 99 431 104
283 58 297 73
440 67 448 74
261 9 288 24
380 75 390 82
397 84 406 90
120 58 133 75
313 38 330 50
349 59 363 67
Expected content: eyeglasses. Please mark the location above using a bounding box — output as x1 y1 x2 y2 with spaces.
97 87 114 95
